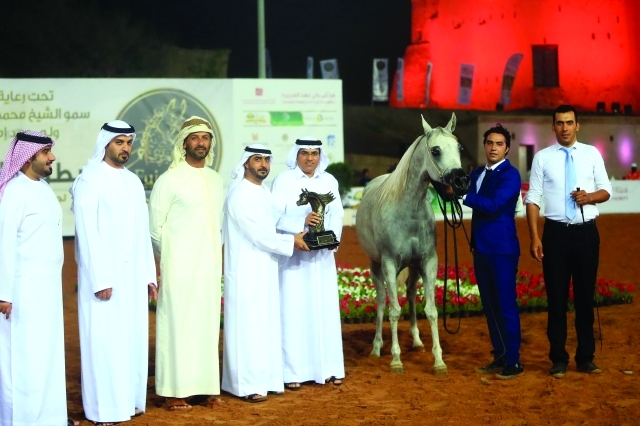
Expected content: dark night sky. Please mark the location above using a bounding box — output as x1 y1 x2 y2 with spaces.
96 0 412 104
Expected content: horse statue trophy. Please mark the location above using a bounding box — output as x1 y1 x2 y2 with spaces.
356 113 469 374
296 188 340 250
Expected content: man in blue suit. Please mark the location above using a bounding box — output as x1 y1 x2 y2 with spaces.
463 124 523 379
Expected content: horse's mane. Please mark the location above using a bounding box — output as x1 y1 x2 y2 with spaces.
373 128 457 212
373 134 422 211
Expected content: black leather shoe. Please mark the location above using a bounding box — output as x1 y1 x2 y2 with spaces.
550 362 567 378
475 358 505 374
496 363 524 380
577 362 602 374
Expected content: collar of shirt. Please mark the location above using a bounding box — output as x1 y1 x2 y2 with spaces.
293 165 320 179
476 159 506 192
484 158 506 172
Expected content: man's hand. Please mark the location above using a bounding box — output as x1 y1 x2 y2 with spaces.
0 301 12 319
294 231 310 251
95 288 113 301
570 189 591 206
529 237 544 262
148 284 158 303
305 212 321 227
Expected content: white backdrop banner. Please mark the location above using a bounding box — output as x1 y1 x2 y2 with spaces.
0 78 344 236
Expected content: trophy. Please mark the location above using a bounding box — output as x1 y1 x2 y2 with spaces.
297 188 340 250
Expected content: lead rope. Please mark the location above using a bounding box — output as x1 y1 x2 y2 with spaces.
436 192 470 334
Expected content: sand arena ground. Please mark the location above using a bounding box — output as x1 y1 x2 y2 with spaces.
61 214 640 425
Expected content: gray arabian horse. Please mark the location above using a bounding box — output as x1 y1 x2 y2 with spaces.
356 113 469 374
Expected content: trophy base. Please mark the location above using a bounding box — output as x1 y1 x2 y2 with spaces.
303 230 340 251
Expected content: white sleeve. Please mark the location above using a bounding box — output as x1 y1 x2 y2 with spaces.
525 152 544 207
73 181 112 293
271 175 306 233
592 149 612 196
228 190 294 257
0 194 22 303
148 175 172 258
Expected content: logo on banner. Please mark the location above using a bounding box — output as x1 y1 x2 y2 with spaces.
396 58 404 102
499 53 524 106
307 57 314 79
320 59 339 79
255 88 263 96
425 62 433 105
372 58 389 102
117 88 222 189
457 63 474 105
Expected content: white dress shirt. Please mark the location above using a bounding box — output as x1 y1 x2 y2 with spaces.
525 142 612 223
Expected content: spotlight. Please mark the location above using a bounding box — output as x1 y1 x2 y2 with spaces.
596 102 605 113
612 102 621 114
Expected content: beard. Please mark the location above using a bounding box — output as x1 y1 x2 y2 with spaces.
186 145 210 161
248 166 269 181
107 150 129 165
35 163 53 177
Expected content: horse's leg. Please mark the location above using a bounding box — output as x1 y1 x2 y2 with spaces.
381 258 403 373
406 267 425 351
420 254 448 375
370 261 385 357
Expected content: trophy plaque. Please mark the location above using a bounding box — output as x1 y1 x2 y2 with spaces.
296 188 340 250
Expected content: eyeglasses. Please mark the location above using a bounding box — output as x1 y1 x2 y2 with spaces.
298 151 320 158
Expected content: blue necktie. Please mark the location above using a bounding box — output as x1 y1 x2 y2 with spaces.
560 147 576 220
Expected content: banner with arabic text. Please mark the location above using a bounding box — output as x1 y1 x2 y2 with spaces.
0 79 344 235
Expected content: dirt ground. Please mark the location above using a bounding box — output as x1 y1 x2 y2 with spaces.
61 214 640 425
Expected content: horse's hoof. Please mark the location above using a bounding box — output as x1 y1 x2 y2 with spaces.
433 365 448 375
370 350 381 357
390 365 404 374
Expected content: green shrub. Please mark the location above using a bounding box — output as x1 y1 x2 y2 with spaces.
325 162 354 197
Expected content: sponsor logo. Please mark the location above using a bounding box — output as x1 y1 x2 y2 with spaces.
117 88 222 189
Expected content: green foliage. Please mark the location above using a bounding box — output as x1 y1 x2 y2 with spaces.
326 162 354 197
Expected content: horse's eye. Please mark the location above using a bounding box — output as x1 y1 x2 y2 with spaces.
430 147 441 157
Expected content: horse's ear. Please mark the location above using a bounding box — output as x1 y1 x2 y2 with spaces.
421 114 433 134
446 112 457 132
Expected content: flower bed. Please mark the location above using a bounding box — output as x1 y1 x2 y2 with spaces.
336 264 634 321
148 267 634 323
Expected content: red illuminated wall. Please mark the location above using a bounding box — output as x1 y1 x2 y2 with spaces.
392 0 640 112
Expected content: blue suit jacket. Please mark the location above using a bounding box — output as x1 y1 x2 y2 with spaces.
463 159 521 255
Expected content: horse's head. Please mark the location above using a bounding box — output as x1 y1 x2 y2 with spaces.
296 188 310 206
421 113 469 196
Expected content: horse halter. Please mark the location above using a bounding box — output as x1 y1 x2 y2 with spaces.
421 132 460 185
